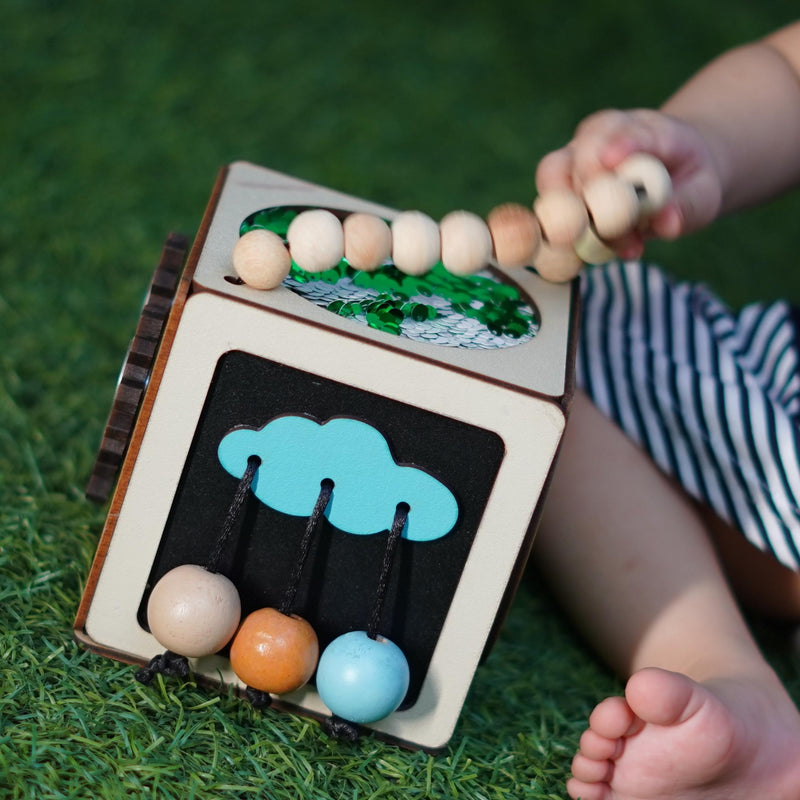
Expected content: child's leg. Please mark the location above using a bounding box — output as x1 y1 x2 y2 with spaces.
701 507 800 620
535 390 800 800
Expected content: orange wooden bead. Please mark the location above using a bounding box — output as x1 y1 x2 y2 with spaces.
229 607 319 695
486 203 541 268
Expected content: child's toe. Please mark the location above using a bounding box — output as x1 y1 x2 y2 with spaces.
579 727 622 760
566 775 609 800
625 667 703 726
571 751 613 783
588 694 638 738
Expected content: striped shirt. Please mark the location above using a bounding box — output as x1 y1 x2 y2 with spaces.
577 262 800 571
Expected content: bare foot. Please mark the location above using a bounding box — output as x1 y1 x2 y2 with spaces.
567 667 800 800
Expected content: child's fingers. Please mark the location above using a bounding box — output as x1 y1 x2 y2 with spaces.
649 167 723 237
572 110 712 184
570 110 660 178
610 230 646 261
536 147 577 192
536 110 664 196
648 203 683 240
532 108 725 268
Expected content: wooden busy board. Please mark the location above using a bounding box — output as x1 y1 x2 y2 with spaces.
75 161 578 751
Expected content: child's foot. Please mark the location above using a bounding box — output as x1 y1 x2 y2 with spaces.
567 666 800 800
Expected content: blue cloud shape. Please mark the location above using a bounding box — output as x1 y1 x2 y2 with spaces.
217 416 458 542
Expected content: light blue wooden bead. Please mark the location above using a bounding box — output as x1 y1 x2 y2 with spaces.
316 631 410 724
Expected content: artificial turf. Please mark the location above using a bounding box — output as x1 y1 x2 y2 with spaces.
2 0 800 797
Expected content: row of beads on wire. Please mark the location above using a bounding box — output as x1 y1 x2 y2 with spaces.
232 153 671 290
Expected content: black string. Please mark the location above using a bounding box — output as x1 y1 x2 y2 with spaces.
322 506 408 736
279 478 334 616
137 456 260 685
244 478 333 707
323 715 360 742
206 455 261 574
135 650 190 684
245 686 272 709
367 502 409 640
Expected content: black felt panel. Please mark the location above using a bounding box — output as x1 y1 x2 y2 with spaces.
139 350 505 707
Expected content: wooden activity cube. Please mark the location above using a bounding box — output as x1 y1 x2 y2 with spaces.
75 161 578 751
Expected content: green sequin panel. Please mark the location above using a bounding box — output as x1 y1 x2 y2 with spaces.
241 207 539 346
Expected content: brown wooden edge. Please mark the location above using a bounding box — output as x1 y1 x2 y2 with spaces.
480 277 580 662
85 234 187 504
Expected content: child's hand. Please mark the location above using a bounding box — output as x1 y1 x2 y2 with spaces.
536 109 724 259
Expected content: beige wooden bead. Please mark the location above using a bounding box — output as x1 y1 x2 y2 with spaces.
615 153 672 215
439 210 493 276
232 229 292 290
147 564 241 658
486 203 541 268
286 209 344 273
574 226 617 265
532 240 583 283
391 210 440 275
582 174 640 240
533 189 589 247
343 213 392 271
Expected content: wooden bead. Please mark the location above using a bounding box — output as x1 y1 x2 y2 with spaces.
582 174 640 240
229 607 319 695
533 189 589 247
615 153 672 216
343 213 392 271
531 240 583 283
439 210 493 276
391 210 440 275
574 226 617 265
286 209 344 273
232 229 292 290
146 565 241 658
316 631 410 724
486 203 541 268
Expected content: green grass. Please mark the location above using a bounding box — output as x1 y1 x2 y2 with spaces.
2 0 800 797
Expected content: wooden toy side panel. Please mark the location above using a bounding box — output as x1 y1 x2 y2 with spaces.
140 348 508 710
80 291 566 751
194 161 575 400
